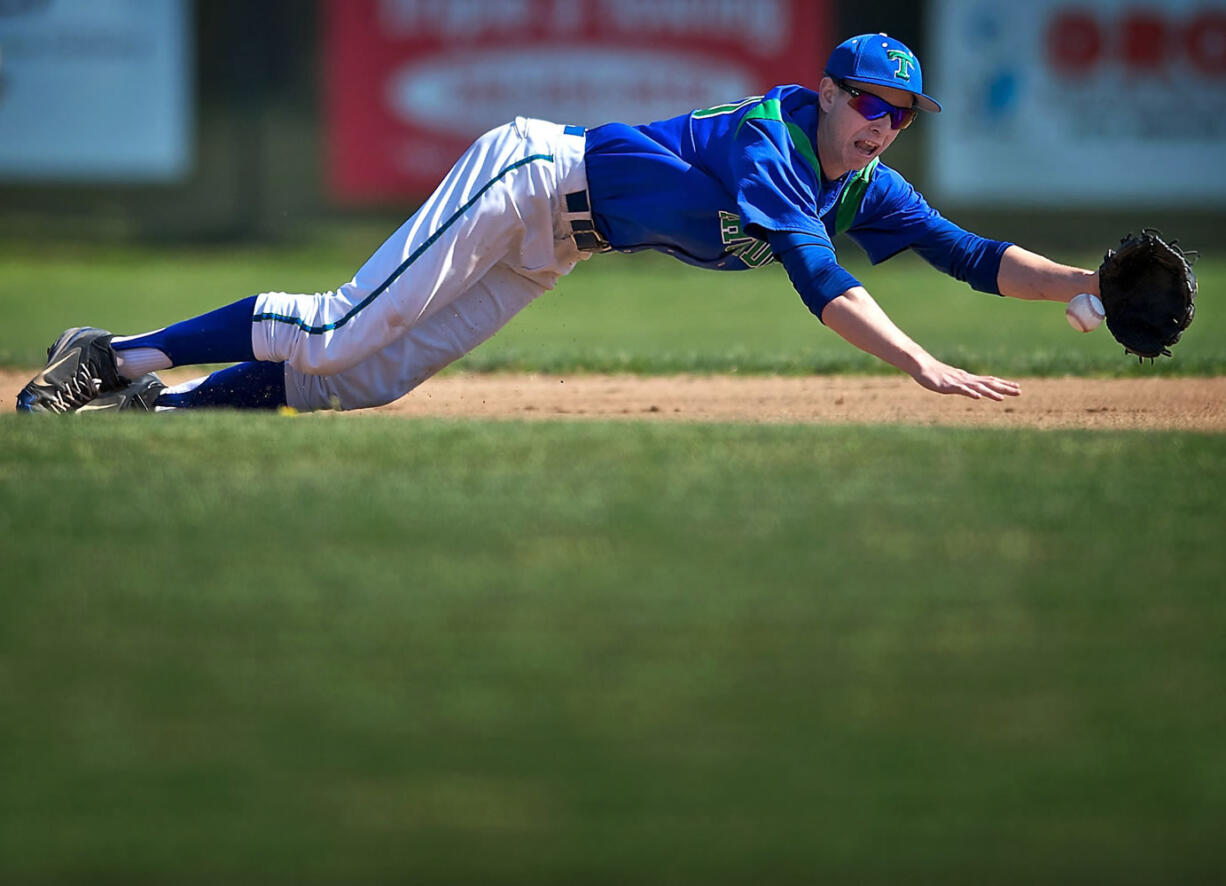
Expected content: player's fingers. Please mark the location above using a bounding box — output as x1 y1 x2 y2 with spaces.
949 381 982 400
977 375 1021 397
957 377 1001 400
978 378 1013 401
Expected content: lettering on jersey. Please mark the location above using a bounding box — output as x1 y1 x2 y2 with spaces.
887 49 915 82
718 210 774 268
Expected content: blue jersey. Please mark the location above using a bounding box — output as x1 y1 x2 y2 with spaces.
583 85 1010 318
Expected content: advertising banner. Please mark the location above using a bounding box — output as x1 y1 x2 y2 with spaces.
928 0 1226 206
0 0 192 182
324 0 830 204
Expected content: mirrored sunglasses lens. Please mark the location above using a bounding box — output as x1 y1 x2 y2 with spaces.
848 93 891 121
849 93 916 131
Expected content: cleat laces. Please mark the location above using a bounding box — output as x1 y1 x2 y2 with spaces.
48 365 104 412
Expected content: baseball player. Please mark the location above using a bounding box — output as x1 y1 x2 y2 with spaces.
18 34 1100 415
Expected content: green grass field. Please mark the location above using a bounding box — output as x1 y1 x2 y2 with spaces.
2 237 1225 883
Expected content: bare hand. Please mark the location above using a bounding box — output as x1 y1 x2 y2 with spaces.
912 360 1021 401
820 289 1022 401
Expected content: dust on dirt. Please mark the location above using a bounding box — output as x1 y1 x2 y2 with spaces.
364 374 1226 430
5 370 1223 431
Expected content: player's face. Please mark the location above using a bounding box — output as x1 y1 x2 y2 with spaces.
816 76 912 179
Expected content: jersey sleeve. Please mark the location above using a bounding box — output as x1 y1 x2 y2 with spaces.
724 95 860 319
844 165 1013 294
768 230 861 322
728 106 827 240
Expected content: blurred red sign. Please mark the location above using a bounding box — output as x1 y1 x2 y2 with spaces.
323 0 831 204
1046 6 1226 76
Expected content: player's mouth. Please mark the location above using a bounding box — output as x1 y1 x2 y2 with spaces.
854 139 880 158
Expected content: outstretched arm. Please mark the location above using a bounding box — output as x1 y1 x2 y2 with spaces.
997 245 1098 303
820 287 1020 401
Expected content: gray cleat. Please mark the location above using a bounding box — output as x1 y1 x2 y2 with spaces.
75 373 166 413
16 327 125 413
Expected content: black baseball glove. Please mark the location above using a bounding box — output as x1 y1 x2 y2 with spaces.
1098 229 1197 360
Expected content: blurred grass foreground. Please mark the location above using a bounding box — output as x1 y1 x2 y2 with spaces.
2 411 1225 882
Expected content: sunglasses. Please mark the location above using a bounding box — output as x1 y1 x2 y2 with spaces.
834 78 917 130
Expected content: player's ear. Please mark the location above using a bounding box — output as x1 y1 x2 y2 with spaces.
818 76 838 112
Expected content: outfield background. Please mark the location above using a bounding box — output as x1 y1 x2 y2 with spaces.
2 0 1223 249
2 2 1225 883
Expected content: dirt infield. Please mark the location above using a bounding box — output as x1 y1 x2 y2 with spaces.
4 370 1224 431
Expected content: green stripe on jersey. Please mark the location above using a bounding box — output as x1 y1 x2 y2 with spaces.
834 157 879 236
735 99 821 178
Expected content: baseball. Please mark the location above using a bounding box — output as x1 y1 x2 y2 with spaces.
1066 293 1105 332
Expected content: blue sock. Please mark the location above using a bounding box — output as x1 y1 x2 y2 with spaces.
112 295 259 366
156 361 287 410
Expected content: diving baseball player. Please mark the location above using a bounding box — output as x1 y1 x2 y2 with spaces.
18 34 1100 414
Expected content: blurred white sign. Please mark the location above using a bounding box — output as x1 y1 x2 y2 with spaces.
0 0 192 182
928 0 1226 206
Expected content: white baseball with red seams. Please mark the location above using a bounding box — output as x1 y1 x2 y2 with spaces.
1066 293 1105 332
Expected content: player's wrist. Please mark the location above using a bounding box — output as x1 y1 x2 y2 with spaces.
899 347 936 380
1081 269 1100 298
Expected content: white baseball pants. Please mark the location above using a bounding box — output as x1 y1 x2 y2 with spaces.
250 118 592 411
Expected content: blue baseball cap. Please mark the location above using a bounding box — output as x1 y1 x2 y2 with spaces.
825 33 941 114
